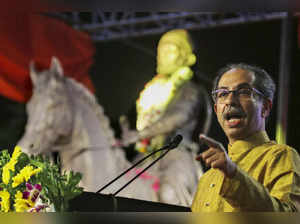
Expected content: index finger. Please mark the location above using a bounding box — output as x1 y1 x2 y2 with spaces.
199 134 223 149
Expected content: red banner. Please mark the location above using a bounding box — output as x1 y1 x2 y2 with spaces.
0 14 95 102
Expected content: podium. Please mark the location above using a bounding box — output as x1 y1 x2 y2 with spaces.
69 192 191 212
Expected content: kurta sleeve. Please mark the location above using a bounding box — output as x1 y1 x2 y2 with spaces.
219 147 300 211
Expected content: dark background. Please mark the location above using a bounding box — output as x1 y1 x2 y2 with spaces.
1 18 299 154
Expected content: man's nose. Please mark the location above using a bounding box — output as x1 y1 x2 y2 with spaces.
223 91 239 105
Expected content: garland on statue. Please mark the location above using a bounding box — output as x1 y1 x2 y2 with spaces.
135 66 193 154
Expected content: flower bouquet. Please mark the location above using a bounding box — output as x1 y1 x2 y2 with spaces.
0 146 83 212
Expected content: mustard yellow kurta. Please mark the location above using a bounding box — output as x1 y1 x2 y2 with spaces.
192 131 300 212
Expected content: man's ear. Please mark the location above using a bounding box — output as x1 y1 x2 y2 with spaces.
262 99 272 118
214 103 217 114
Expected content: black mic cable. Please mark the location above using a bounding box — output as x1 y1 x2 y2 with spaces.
96 134 183 194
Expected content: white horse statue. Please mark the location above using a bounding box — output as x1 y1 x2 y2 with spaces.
18 57 158 201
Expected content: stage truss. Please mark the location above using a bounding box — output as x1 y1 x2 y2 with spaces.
46 12 288 42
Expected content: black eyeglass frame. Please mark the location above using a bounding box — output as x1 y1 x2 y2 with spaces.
211 86 266 103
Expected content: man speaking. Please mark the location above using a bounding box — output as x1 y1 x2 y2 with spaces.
192 63 300 212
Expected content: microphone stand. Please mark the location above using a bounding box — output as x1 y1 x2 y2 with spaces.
113 148 171 196
96 144 171 194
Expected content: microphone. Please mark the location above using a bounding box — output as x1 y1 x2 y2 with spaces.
168 134 183 149
96 134 183 195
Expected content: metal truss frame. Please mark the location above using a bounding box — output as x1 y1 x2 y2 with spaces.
46 12 288 42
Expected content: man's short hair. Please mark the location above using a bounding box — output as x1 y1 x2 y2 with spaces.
212 63 276 102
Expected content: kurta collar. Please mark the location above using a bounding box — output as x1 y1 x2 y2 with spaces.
228 131 270 156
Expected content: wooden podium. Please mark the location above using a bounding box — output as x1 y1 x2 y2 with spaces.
69 192 191 212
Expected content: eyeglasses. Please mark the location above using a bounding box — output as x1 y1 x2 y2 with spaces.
211 87 265 104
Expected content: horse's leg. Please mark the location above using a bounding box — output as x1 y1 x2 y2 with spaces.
158 147 202 206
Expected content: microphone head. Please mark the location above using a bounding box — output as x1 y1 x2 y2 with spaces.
168 135 183 149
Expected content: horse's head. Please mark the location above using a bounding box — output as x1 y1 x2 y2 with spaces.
18 57 73 155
